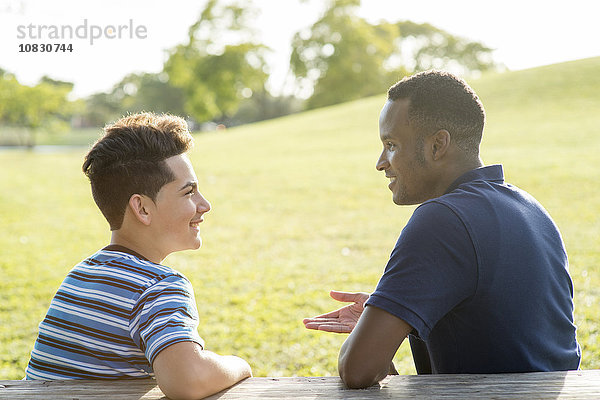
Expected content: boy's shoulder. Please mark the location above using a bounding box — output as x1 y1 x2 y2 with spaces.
68 245 191 296
88 245 174 274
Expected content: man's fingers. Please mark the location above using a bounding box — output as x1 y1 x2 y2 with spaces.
316 324 352 333
304 322 352 333
303 309 341 320
303 317 340 327
303 321 329 330
329 290 369 304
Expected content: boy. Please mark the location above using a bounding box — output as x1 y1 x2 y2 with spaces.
26 112 251 399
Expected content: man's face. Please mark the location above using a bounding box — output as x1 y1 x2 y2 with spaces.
376 99 437 205
150 154 211 256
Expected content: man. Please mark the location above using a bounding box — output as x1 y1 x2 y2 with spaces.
304 71 581 388
26 113 251 400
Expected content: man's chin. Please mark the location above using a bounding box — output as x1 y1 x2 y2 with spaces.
392 192 405 205
393 193 419 206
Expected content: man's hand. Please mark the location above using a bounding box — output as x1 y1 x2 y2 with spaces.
303 290 370 333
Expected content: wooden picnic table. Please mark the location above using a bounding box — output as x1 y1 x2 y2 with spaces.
1 369 599 399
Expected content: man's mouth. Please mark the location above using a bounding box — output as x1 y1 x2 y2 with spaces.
386 175 397 190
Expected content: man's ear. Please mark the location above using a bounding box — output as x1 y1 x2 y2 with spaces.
430 129 451 161
128 194 152 226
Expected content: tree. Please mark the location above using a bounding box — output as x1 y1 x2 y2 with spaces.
393 20 496 74
228 90 303 126
81 92 122 128
164 0 269 122
78 72 186 128
114 72 187 116
0 72 20 125
290 0 400 109
0 72 76 146
290 0 497 109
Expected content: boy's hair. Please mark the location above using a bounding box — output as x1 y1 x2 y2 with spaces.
82 112 193 230
387 70 485 157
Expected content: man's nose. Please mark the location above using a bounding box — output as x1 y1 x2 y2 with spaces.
376 151 389 171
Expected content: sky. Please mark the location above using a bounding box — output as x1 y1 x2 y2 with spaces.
0 0 598 99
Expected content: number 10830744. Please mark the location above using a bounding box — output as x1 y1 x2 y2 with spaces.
19 43 73 53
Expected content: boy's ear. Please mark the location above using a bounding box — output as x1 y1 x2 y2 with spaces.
128 194 152 226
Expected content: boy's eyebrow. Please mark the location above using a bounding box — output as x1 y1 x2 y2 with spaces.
179 181 198 191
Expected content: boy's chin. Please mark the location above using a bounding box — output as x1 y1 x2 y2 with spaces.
190 238 203 250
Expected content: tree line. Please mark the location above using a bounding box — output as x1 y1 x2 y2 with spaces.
0 0 498 144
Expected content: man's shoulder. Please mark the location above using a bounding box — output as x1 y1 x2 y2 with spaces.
405 178 518 243
402 201 469 244
437 165 540 208
438 175 547 225
424 171 530 221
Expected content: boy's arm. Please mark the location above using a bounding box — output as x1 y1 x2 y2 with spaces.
153 341 252 400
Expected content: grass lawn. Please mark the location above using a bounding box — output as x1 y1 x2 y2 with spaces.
1 57 599 379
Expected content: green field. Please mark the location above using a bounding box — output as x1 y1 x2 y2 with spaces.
1 57 599 379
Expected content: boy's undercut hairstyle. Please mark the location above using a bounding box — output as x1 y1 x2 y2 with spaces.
82 112 193 230
387 70 485 157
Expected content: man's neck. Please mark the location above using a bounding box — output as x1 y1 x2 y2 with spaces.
452 157 484 180
435 157 484 197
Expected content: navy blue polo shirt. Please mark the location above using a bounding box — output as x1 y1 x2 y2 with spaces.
367 165 581 373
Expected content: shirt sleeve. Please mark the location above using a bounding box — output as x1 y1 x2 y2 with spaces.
366 201 478 341
129 274 205 365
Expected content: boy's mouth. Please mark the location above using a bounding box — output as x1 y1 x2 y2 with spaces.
190 218 203 229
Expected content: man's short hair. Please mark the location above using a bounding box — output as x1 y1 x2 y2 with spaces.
82 112 193 230
387 70 485 156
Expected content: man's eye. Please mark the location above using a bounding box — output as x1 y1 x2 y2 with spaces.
387 142 395 149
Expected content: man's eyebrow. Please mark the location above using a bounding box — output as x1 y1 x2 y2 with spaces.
179 181 198 191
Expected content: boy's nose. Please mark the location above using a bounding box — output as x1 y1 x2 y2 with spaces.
197 194 211 213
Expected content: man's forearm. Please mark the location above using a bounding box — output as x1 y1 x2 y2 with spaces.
337 306 412 389
338 337 388 388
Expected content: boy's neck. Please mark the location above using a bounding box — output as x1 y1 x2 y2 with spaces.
103 244 151 262
110 230 165 264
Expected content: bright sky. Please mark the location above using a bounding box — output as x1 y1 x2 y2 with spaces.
0 0 598 99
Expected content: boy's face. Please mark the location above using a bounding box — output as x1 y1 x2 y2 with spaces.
150 154 211 257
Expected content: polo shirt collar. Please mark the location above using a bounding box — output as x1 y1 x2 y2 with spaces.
445 164 505 194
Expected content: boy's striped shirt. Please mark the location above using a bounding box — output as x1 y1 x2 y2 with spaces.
26 246 204 380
